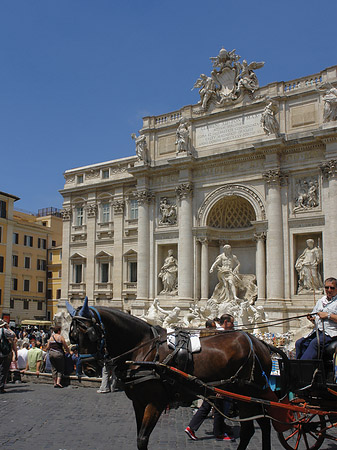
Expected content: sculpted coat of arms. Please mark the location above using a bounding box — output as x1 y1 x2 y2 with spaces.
192 47 264 111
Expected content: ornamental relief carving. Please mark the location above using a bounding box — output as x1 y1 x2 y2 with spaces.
85 170 100 180
86 203 98 218
112 200 125 214
293 176 319 213
158 197 177 226
61 207 72 221
65 176 75 185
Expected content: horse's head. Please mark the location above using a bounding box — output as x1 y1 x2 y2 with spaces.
66 298 105 377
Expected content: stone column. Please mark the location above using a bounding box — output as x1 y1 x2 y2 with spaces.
112 199 125 301
136 190 153 300
85 202 97 301
254 233 266 300
321 159 337 276
263 169 287 299
200 238 209 301
176 183 193 299
60 206 72 302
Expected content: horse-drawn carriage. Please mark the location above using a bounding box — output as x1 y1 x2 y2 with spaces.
67 298 337 450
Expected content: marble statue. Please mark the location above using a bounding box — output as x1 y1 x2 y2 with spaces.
159 198 177 225
158 249 178 294
293 178 319 212
209 244 240 302
175 118 191 154
131 133 149 164
140 299 163 326
153 302 181 329
192 74 217 111
318 83 337 122
235 60 264 96
261 101 280 136
192 47 265 110
53 310 72 342
295 239 323 294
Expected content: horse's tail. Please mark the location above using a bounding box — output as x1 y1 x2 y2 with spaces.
265 343 291 399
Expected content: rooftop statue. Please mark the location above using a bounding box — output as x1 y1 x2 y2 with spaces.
192 47 265 111
317 83 337 122
131 132 150 164
261 100 280 136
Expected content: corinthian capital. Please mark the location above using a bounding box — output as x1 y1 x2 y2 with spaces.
262 169 288 185
176 182 193 199
320 159 337 179
112 199 125 214
61 207 72 221
136 190 154 205
253 232 266 242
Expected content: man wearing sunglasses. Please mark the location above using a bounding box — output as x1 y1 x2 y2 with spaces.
295 277 337 359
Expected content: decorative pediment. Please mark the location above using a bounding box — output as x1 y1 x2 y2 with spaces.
123 249 137 256
96 250 113 259
70 252 86 260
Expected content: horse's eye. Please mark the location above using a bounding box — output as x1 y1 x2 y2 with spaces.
87 327 97 343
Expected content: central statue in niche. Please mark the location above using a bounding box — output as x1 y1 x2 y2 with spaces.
209 244 257 304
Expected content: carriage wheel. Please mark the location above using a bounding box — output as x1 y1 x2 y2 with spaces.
277 413 326 450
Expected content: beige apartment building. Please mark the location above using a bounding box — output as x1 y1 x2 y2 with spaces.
59 52 337 331
0 198 62 324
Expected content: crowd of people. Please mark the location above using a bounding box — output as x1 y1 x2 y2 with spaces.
0 323 82 391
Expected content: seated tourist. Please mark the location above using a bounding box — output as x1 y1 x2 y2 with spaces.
295 277 337 359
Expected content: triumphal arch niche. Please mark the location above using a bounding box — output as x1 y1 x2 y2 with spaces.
197 184 266 302
60 45 337 332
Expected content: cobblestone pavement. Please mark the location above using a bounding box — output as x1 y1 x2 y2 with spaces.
1 382 337 450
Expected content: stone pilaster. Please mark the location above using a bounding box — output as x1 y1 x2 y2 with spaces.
176 183 193 299
112 199 125 301
320 159 337 277
136 190 153 300
200 238 209 301
60 207 72 302
85 202 97 301
263 169 287 299
254 232 266 300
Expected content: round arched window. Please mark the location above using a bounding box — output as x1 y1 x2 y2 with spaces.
207 195 256 229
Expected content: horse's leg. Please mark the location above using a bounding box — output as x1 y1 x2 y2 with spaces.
257 417 271 450
236 420 255 450
132 400 164 450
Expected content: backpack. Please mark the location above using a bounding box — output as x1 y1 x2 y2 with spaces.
0 328 11 356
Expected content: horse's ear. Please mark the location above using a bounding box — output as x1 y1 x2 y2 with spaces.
78 296 91 318
65 301 76 318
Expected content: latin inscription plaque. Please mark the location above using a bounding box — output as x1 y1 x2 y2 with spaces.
196 113 262 147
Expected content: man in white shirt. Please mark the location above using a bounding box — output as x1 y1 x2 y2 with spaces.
296 277 337 359
17 343 29 370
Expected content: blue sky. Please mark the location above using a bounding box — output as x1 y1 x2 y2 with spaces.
1 0 336 213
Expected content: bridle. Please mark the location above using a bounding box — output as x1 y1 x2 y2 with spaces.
70 306 106 366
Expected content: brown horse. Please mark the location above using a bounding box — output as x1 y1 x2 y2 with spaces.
67 298 287 450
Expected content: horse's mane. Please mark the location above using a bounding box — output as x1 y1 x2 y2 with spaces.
96 306 164 337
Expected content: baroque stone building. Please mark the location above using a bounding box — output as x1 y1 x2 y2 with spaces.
59 50 337 331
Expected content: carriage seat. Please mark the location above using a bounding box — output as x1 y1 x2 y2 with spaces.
323 337 337 359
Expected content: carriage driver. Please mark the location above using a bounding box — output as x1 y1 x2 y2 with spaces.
295 277 337 359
